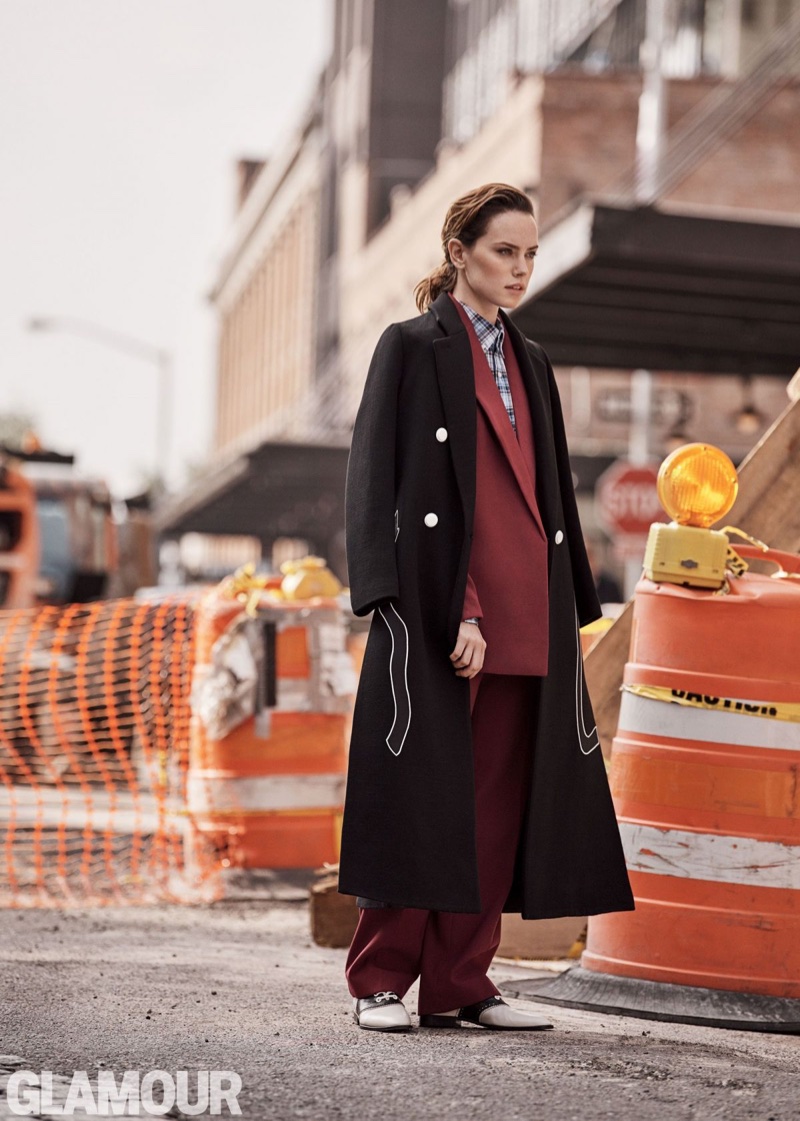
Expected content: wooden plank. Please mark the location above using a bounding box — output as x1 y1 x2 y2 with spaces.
727 393 800 551
497 913 586 960
584 600 633 761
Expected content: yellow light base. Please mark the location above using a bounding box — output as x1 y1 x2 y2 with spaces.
643 523 729 589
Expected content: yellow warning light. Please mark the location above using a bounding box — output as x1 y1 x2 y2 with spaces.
657 443 738 529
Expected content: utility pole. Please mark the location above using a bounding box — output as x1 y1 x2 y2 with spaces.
635 0 668 204
624 0 671 597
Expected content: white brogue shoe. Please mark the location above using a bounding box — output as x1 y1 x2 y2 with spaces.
353 991 412 1032
419 994 553 1031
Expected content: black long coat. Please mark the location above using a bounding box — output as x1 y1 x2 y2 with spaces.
338 290 635 919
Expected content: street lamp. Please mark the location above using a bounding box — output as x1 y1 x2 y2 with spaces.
27 315 173 492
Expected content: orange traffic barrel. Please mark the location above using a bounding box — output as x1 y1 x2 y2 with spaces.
586 553 800 996
186 579 354 870
505 546 800 1031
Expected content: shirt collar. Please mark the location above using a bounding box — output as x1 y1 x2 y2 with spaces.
455 297 504 351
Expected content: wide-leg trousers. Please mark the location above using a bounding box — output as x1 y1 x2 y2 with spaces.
344 669 539 1015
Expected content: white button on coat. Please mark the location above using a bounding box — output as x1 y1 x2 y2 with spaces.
436 427 448 442
554 529 564 544
424 513 439 527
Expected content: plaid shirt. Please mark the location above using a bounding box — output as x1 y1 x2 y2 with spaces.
456 297 516 432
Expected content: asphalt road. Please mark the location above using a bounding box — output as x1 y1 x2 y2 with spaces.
1 899 799 1120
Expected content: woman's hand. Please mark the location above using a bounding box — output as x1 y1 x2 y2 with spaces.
449 621 486 678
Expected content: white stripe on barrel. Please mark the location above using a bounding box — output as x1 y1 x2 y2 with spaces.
619 821 800 890
187 773 345 813
618 690 800 751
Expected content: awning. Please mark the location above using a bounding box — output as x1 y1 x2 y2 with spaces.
512 202 800 375
155 439 610 546
155 440 349 543
158 203 800 543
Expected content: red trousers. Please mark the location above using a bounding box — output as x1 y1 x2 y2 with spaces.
345 670 539 1015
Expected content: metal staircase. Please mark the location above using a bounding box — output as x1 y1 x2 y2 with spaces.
545 0 630 65
606 5 800 204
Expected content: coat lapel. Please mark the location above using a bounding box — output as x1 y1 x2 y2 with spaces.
430 290 558 544
430 294 477 532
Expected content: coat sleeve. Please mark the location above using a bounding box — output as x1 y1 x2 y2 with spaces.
344 323 404 617
535 341 604 628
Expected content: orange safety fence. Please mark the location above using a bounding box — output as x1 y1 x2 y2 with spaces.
0 595 225 908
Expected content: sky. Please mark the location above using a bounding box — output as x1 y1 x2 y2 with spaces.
0 0 331 496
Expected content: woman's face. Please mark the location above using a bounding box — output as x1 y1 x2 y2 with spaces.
448 209 539 316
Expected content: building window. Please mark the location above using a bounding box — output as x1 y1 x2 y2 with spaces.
741 0 758 25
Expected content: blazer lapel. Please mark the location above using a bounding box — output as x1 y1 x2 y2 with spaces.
499 308 559 545
470 333 546 537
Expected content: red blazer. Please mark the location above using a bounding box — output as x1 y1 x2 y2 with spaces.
450 292 550 675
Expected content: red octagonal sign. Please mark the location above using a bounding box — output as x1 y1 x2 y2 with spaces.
595 459 667 537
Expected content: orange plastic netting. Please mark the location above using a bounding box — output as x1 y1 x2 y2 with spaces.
0 596 224 907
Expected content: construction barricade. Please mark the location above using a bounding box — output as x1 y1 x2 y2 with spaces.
507 444 800 1031
0 592 226 907
186 559 357 872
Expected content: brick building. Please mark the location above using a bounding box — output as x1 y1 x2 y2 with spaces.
158 0 800 590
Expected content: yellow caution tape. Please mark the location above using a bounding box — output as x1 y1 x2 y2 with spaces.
724 545 749 578
621 682 800 723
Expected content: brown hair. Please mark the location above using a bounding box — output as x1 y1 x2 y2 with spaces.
413 182 535 313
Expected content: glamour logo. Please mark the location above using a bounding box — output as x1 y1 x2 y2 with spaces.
6 1070 243 1116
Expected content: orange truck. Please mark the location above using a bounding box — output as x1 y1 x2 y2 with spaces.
0 446 118 608
0 457 39 608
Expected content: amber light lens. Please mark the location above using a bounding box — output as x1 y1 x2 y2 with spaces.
657 443 739 528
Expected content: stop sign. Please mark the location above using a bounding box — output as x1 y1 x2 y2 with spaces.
595 460 667 537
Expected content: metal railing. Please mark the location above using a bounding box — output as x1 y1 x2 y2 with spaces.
441 0 727 143
602 5 800 205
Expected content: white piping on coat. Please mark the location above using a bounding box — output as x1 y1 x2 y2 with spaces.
575 601 600 755
377 600 411 757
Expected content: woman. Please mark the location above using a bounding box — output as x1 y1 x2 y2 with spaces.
339 183 634 1033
